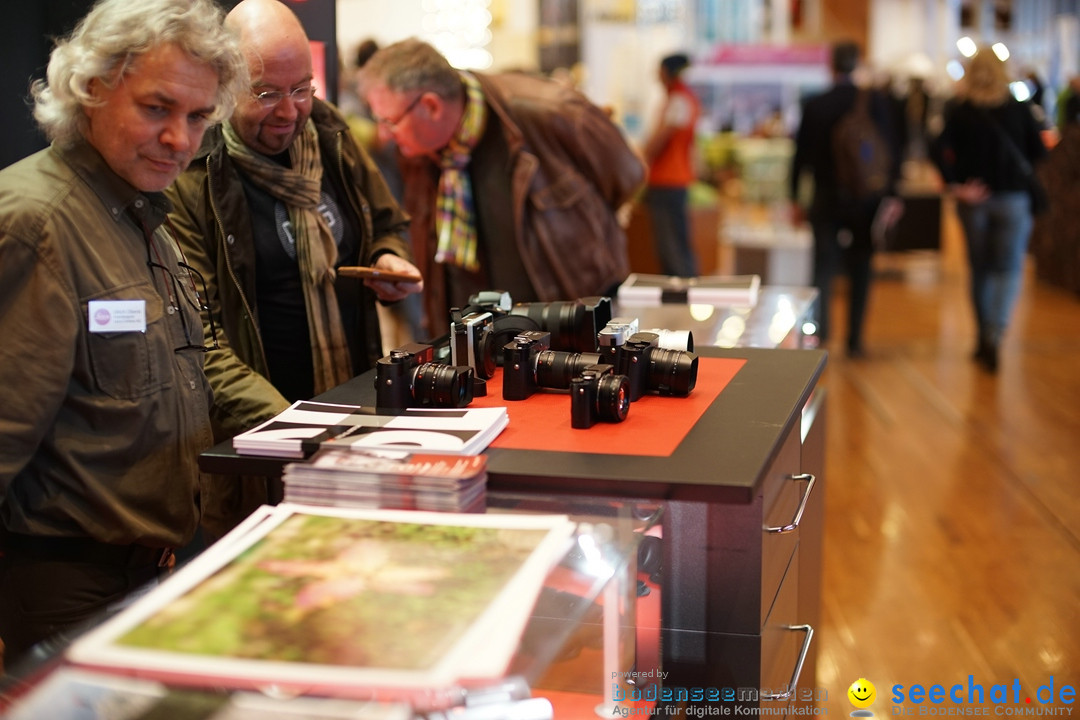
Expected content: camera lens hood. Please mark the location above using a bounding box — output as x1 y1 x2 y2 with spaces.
649 349 699 396
412 363 475 408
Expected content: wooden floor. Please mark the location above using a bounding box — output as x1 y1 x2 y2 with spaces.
812 200 1080 710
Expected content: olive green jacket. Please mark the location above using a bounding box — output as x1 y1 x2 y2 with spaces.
167 100 413 441
0 140 213 546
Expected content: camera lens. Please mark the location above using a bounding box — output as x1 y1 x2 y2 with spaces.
412 363 473 407
535 350 602 389
596 373 630 422
647 349 699 397
511 301 586 351
474 325 498 379
549 301 584 349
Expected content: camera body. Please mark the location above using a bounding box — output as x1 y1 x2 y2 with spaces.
507 296 612 353
597 316 639 363
453 292 614 359
616 332 699 401
570 363 630 429
450 309 497 379
502 331 552 401
598 316 694 363
375 343 475 411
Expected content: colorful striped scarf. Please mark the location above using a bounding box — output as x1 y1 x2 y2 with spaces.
435 72 487 272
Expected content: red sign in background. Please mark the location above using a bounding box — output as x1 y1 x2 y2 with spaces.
470 357 746 457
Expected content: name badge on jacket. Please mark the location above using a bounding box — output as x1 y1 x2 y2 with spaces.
88 299 147 333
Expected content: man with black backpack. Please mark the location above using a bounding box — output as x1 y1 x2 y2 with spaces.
790 41 903 358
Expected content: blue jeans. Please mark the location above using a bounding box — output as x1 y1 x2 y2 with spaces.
955 191 1032 338
646 186 698 277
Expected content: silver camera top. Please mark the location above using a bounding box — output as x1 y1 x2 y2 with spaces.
450 310 495 378
597 316 640 347
467 289 512 312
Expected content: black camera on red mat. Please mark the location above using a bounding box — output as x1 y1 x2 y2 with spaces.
570 363 630 429
375 343 474 411
615 332 698 401
502 331 552 401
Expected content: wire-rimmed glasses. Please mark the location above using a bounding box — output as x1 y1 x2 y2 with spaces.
252 85 317 109
375 93 424 130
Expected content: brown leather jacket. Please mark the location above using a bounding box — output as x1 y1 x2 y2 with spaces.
402 71 645 336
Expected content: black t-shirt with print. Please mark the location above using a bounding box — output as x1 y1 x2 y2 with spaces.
242 153 360 402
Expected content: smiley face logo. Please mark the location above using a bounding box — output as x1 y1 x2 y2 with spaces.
848 678 877 715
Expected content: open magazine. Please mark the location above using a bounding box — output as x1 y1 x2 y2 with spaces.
232 401 509 459
65 504 576 704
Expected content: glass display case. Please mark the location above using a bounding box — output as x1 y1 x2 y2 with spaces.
616 284 818 349
0 501 658 720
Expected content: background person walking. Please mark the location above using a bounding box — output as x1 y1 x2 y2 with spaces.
931 47 1047 373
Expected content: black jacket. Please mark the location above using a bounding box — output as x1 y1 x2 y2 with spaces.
931 98 1046 193
790 79 900 215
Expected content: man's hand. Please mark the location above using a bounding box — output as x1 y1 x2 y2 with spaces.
364 254 423 303
950 179 991 205
877 196 905 228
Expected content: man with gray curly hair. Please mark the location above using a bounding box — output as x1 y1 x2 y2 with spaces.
0 0 247 671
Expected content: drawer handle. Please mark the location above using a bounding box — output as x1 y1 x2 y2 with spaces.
762 623 814 701
764 473 815 534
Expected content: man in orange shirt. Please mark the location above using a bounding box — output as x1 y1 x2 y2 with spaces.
643 53 701 278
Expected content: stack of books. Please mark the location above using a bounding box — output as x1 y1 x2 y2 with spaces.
283 449 488 513
233 401 509 459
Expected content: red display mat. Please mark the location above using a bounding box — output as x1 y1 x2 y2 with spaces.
471 357 746 457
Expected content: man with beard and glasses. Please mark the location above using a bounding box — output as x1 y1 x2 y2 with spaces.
166 0 420 542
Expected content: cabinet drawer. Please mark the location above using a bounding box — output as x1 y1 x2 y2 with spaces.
761 545 799 693
760 424 805 625
761 545 814 714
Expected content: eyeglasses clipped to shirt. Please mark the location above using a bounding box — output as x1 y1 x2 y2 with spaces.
144 231 220 354
252 84 317 109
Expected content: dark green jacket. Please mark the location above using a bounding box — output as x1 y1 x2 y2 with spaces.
167 99 412 440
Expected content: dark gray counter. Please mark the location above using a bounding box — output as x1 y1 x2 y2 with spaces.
202 347 825 505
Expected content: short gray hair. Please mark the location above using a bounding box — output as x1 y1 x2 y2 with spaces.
357 38 463 101
31 0 248 145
